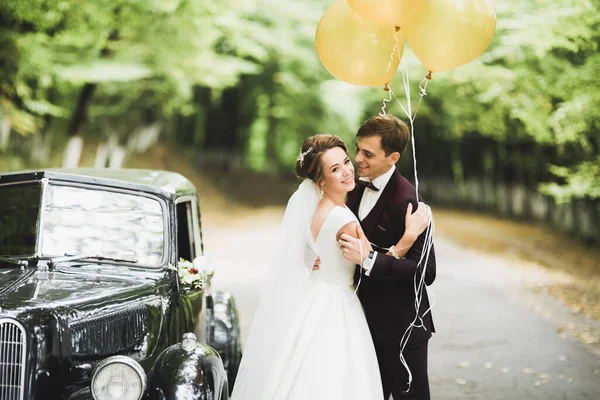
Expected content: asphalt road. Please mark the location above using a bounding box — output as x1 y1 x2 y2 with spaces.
205 211 600 400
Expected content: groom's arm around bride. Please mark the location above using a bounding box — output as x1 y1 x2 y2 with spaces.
340 201 435 284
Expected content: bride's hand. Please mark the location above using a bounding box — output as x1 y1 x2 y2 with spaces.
405 202 431 239
338 225 372 265
385 203 431 259
312 257 321 271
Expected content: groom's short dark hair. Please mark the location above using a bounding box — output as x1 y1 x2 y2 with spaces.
356 114 410 156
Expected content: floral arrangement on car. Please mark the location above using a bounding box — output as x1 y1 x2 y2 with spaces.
168 258 208 291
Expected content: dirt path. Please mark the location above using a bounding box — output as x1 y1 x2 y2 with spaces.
434 209 600 322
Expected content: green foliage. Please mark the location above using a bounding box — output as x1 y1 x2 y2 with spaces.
375 0 600 200
0 98 38 135
1 0 597 204
540 156 600 204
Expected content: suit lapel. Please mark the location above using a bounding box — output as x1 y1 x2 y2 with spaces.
360 170 399 237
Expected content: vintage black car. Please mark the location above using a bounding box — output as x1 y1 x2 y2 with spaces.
0 169 242 400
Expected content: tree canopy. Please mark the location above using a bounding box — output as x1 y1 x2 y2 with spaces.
0 0 598 204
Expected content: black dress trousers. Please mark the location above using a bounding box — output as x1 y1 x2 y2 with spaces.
375 340 430 400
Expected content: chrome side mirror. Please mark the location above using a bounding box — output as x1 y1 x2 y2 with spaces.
192 256 214 280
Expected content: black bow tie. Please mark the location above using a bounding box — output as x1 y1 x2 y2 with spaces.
358 180 379 192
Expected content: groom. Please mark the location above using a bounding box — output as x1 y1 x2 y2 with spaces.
339 114 436 400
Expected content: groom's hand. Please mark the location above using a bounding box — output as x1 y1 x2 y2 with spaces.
338 226 373 265
405 201 431 239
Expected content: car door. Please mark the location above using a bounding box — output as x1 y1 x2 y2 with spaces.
173 196 207 341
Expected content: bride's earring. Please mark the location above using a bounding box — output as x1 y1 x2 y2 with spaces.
320 183 325 198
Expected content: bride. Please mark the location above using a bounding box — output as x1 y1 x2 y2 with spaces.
231 134 426 399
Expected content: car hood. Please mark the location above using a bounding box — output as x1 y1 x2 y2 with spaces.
0 263 170 397
0 264 160 313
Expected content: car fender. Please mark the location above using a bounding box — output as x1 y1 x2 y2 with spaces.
145 333 228 400
207 290 242 392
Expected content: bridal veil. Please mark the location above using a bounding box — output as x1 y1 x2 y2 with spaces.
230 179 321 399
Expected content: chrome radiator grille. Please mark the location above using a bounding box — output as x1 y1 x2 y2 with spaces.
70 307 148 358
0 318 27 400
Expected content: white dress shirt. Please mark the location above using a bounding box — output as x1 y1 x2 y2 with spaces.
358 165 396 221
358 165 396 275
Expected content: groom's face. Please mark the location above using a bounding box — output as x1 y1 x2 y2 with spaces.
355 135 394 181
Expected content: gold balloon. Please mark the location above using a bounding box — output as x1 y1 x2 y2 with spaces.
404 0 497 72
316 0 403 86
346 0 423 29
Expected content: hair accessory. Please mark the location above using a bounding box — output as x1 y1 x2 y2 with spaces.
298 146 313 168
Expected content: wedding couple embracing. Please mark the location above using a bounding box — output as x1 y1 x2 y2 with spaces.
231 114 437 400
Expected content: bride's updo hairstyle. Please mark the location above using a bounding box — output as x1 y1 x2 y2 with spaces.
296 134 348 185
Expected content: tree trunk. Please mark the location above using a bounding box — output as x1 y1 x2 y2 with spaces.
108 145 127 168
127 122 162 154
202 86 242 170
219 87 240 151
201 88 218 149
190 86 206 146
62 84 96 167
263 62 279 171
203 87 240 151
94 143 109 168
0 116 10 151
450 141 464 186
35 90 55 164
68 83 97 137
61 26 119 167
62 136 84 168
236 75 259 162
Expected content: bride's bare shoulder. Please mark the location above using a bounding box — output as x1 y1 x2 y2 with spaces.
311 201 339 239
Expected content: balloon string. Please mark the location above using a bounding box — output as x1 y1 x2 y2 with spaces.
401 60 412 118
412 75 430 120
379 62 435 396
381 27 402 117
385 29 401 74
397 213 435 394
379 85 392 116
386 85 410 120
387 84 419 197
389 79 437 394
387 63 432 198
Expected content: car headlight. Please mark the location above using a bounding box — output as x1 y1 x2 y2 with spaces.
91 356 146 400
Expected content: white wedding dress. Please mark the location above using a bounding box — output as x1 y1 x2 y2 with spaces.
231 185 384 400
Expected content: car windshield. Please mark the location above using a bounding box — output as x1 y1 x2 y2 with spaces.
0 182 166 266
0 182 41 256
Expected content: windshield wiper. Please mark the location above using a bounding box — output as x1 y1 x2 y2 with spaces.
48 254 139 267
0 255 29 267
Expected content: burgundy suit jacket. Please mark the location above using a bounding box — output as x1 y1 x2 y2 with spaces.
347 169 436 347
